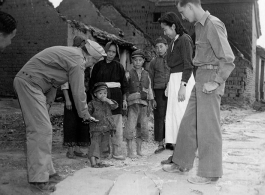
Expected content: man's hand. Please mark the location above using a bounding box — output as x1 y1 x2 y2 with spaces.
178 85 186 102
202 82 219 94
82 116 99 124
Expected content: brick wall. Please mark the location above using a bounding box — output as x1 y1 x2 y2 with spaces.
0 0 68 96
99 4 152 50
222 56 255 104
57 0 122 37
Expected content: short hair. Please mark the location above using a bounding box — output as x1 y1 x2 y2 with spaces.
0 11 17 35
158 12 188 36
178 0 201 7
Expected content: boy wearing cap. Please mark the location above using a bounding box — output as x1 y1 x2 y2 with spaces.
124 49 154 158
87 82 118 167
149 37 170 154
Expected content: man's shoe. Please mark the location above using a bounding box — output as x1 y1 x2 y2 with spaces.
49 173 64 184
187 176 219 185
161 156 173 164
154 145 165 154
30 182 56 192
162 163 185 173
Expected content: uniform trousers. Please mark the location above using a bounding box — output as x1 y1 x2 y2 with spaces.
13 77 56 182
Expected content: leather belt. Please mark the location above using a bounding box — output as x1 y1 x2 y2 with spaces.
197 65 218 70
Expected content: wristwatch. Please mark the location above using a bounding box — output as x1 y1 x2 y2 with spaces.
181 82 187 87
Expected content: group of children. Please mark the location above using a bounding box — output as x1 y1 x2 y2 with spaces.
87 48 157 167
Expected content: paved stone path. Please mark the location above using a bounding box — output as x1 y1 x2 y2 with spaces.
52 110 265 195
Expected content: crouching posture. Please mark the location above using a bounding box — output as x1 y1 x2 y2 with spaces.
87 82 118 167
124 50 154 158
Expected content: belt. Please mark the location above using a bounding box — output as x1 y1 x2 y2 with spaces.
105 82 121 88
197 65 218 70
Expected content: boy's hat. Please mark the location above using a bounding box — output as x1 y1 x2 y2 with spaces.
85 39 107 60
132 49 145 59
93 82 108 93
155 36 167 45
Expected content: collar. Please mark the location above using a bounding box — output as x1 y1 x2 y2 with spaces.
173 34 179 42
133 67 144 72
195 11 210 26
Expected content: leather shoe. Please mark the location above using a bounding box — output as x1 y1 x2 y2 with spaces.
154 145 165 154
161 156 173 164
187 176 219 185
49 173 64 183
30 182 56 192
162 163 188 173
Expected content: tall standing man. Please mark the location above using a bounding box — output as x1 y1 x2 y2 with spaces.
163 0 235 184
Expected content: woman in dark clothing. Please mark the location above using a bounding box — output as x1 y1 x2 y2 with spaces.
158 12 195 153
89 41 128 160
62 36 105 159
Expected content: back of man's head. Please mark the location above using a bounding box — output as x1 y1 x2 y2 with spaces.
178 0 201 7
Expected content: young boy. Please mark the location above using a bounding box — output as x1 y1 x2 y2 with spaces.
149 37 170 154
87 82 118 167
163 0 235 184
124 49 154 158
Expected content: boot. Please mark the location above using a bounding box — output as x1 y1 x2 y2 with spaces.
126 139 138 158
136 138 143 156
112 144 125 160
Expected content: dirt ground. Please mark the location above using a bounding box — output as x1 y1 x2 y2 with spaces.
0 98 265 195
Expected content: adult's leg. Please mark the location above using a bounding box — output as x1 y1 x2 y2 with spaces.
196 69 223 178
14 77 55 183
154 89 167 142
172 86 198 170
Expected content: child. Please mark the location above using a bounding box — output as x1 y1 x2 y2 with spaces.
124 49 154 158
87 82 118 168
148 37 170 154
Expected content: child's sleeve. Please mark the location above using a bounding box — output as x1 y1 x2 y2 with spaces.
147 75 154 100
108 99 119 110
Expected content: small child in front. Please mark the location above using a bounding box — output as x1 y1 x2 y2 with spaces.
124 49 154 158
87 82 118 168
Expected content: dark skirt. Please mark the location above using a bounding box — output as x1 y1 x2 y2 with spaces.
63 89 90 147
154 89 168 142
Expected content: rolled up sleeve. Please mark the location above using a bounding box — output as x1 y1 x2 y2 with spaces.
207 22 235 84
68 60 90 119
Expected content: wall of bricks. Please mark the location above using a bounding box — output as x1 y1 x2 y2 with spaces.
57 0 123 37
99 4 153 50
222 56 255 104
0 0 68 96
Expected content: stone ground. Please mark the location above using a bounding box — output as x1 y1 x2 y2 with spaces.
0 98 265 195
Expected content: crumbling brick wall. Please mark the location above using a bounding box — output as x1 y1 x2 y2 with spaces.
57 0 122 37
222 56 255 105
99 4 152 50
0 0 67 96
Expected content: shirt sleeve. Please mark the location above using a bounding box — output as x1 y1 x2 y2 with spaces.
180 35 194 83
89 62 101 92
148 59 155 89
119 63 129 95
147 75 154 100
207 21 235 84
68 57 90 120
61 82 69 90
